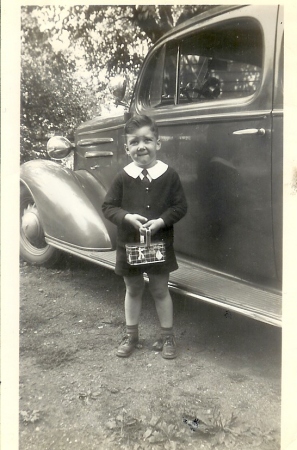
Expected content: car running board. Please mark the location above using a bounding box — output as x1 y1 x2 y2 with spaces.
46 239 282 327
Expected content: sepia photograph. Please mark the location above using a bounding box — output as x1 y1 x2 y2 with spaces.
1 2 297 449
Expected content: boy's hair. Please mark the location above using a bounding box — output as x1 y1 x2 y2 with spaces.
124 115 159 138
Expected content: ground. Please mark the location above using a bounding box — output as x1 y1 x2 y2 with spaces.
19 256 281 450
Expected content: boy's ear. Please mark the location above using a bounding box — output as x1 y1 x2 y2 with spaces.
156 138 161 150
124 144 129 154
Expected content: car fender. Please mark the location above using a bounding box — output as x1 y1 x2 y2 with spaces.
20 159 116 249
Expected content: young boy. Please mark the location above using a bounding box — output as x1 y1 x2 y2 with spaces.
102 115 187 359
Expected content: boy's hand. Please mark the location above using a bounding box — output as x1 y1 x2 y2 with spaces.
141 218 165 235
124 213 148 230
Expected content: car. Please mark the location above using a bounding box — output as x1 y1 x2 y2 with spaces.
20 4 283 326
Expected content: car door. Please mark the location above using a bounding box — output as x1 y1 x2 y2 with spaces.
132 5 280 284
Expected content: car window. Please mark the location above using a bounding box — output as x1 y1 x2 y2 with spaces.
141 43 178 108
142 18 263 108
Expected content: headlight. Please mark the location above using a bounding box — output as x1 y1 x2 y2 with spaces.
47 136 73 159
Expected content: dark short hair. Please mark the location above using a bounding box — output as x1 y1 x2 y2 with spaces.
124 115 159 138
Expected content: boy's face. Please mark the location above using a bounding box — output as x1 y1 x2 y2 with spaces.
125 125 161 168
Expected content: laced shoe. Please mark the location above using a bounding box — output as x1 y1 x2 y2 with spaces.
161 335 177 359
116 334 138 357
152 338 164 352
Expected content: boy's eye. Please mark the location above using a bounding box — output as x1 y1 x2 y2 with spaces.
127 136 153 146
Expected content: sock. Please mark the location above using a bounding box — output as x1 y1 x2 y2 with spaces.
126 324 138 337
161 326 174 338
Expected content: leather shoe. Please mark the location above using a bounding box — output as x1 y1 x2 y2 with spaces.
162 335 177 359
116 334 138 357
152 338 164 351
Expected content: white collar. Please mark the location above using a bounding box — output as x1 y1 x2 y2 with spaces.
124 160 168 179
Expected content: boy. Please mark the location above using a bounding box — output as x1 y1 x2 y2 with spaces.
102 115 187 358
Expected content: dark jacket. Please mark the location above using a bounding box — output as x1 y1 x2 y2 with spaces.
102 166 187 247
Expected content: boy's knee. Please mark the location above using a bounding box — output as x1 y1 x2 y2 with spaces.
127 286 144 298
149 285 169 301
148 274 169 300
124 276 145 297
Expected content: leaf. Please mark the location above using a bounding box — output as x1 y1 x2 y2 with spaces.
167 424 175 434
149 415 160 426
90 391 100 399
106 419 117 430
20 410 40 423
148 431 163 443
126 418 137 426
143 428 152 439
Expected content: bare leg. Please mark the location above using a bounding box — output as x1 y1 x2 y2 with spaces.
148 273 177 359
116 275 145 357
123 275 145 326
147 273 173 328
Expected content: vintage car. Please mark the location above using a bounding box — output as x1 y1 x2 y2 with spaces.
20 5 283 326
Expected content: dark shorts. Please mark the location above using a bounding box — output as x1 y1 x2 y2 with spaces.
115 243 178 277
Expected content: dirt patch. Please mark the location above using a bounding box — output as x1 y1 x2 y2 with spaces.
19 257 281 449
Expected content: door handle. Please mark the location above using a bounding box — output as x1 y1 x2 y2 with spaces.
233 128 265 136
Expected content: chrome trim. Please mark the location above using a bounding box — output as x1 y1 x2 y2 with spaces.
77 124 124 136
167 283 281 327
150 111 270 127
272 109 283 116
78 137 114 146
233 128 265 136
85 151 113 158
45 236 113 252
47 242 116 270
136 93 261 118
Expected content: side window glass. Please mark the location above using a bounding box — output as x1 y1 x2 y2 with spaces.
161 44 178 105
179 19 263 104
146 46 166 108
140 44 178 108
141 18 263 109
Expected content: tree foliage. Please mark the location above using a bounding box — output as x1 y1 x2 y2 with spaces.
21 5 214 162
